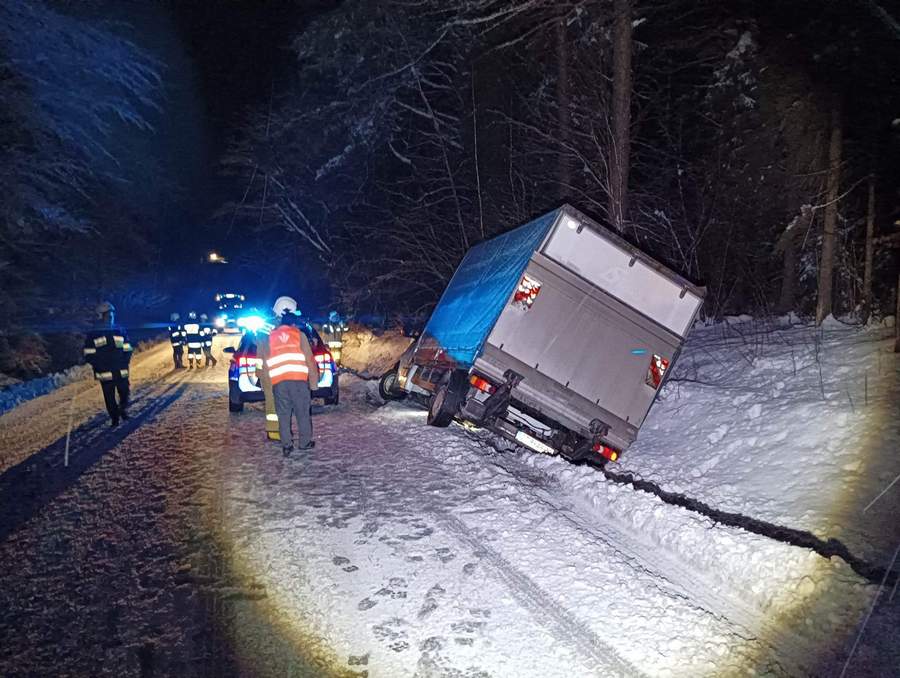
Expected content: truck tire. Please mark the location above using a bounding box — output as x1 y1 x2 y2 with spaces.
228 381 244 413
427 371 468 427
379 367 406 401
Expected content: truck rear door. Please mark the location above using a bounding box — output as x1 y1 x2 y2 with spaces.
485 207 703 429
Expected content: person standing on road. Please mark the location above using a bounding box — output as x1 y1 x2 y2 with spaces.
199 313 217 368
260 296 318 457
254 329 281 442
183 311 203 369
168 312 185 369
83 301 133 427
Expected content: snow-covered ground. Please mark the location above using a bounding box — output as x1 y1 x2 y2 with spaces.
0 326 897 677
619 317 900 571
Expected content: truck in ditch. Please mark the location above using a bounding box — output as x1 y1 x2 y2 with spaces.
379 205 705 465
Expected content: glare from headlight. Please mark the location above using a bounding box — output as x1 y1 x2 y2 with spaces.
238 314 266 333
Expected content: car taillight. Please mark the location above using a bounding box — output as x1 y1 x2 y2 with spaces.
314 351 334 370
512 274 542 310
469 374 495 394
592 442 619 462
236 355 258 374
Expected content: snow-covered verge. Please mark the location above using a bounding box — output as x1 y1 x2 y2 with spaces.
0 363 92 417
0 335 166 418
340 326 413 378
616 317 900 571
0 338 174 475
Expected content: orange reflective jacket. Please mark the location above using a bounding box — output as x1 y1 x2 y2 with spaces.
265 325 309 385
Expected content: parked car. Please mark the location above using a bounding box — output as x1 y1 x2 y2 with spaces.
224 322 339 411
380 204 705 465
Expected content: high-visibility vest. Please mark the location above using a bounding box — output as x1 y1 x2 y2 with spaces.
168 325 184 347
183 322 203 350
266 325 309 385
201 325 215 347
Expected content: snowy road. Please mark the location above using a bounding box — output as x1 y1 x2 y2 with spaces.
0 326 897 677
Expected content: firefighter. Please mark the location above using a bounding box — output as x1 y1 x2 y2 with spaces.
168 312 185 369
83 301 133 427
183 311 203 369
199 313 217 368
254 329 281 442
259 296 318 457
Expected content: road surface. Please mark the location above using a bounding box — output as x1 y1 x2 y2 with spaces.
0 334 893 677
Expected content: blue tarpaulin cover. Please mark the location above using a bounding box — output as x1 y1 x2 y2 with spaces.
421 209 559 367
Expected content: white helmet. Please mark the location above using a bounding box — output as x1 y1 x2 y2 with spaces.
200 313 208 321
272 295 298 316
188 311 197 320
170 312 180 322
96 301 115 318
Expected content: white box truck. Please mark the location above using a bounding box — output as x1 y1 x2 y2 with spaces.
380 205 705 464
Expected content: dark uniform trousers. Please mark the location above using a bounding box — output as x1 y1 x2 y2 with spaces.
272 380 313 447
101 379 130 421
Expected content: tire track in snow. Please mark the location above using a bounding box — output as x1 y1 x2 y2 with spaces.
461 431 814 676
438 512 646 678
450 432 824 676
526 481 811 677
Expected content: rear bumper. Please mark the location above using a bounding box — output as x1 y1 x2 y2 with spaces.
238 389 266 403
230 379 336 402
474 343 638 452
312 386 335 399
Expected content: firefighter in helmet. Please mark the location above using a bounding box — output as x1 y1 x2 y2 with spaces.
168 312 185 369
183 311 203 369
199 313 217 368
83 302 133 427
257 296 318 456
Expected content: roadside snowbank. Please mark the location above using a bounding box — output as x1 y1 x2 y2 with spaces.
617 318 900 570
0 335 166 417
0 338 173 475
0 364 92 417
340 326 412 377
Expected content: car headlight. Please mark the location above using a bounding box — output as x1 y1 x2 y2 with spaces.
214 316 226 328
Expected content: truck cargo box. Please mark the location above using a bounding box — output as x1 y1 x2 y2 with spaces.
407 205 705 457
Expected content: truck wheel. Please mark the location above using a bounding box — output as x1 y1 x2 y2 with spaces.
379 368 406 401
427 371 468 427
228 382 244 413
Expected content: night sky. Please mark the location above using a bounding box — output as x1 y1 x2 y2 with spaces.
124 1 339 315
